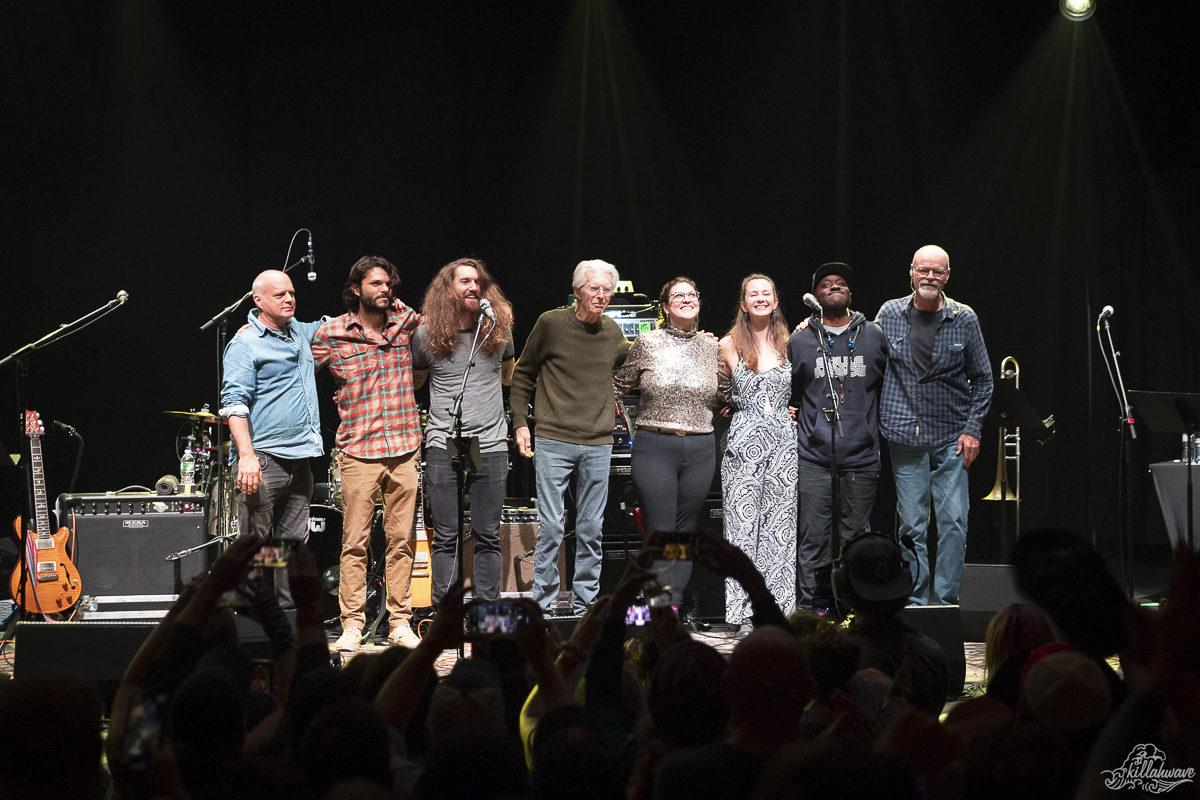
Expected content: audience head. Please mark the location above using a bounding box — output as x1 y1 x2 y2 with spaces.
284 666 363 756
647 640 730 747
416 731 530 800
755 739 919 800
427 657 508 741
797 620 860 702
297 698 392 797
171 665 247 768
725 626 814 735
834 533 913 618
1019 649 1111 733
961 720 1076 800
531 705 626 800
0 671 103 800
1012 528 1130 657
985 603 1058 679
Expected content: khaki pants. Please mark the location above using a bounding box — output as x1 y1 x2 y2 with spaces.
338 450 418 629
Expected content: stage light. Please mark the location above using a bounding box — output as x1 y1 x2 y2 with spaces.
1060 0 1095 21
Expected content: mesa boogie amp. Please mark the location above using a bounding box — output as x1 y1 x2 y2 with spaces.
56 492 210 601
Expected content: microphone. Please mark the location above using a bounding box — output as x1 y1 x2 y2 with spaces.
52 420 80 438
1096 305 1114 330
478 297 496 323
802 293 823 315
117 290 129 304
307 232 316 282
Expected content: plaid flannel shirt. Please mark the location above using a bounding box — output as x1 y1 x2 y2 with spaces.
311 304 422 459
876 294 993 447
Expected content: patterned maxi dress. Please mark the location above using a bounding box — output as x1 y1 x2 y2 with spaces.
721 358 799 624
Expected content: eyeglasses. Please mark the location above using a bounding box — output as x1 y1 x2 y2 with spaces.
669 291 700 301
584 284 614 296
912 267 948 278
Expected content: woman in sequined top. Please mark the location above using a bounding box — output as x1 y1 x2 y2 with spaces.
613 277 720 608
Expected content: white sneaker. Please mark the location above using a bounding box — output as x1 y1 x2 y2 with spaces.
387 625 422 648
333 626 363 652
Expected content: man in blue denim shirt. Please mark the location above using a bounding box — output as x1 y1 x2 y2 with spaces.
220 269 324 607
876 245 992 605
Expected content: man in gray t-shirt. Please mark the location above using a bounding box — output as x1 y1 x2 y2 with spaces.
412 257 516 602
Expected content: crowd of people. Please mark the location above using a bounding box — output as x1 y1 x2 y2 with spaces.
2 526 1198 800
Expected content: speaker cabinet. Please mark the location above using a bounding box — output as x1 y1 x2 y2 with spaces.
598 542 726 621
14 621 155 708
461 521 567 595
58 493 210 596
899 604 967 699
959 564 1019 642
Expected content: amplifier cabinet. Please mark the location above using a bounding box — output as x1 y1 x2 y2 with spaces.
462 520 567 595
57 492 211 596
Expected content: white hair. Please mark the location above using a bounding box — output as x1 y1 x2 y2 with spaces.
572 259 619 291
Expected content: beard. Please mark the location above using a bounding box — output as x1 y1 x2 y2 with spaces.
915 283 941 300
821 297 849 316
363 292 391 311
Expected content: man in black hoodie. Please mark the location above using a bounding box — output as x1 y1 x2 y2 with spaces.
788 263 889 608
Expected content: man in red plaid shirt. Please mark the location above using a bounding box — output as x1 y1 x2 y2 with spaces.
311 255 423 651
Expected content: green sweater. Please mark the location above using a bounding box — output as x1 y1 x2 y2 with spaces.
510 306 630 446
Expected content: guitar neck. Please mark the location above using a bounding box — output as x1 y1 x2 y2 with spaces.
28 435 50 540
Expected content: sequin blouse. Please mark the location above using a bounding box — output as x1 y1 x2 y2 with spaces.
613 325 720 434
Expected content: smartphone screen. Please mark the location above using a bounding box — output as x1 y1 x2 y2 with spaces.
122 694 162 771
625 602 651 626
252 539 293 568
654 532 699 560
465 600 527 637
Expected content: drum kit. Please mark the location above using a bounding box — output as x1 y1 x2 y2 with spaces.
161 407 428 627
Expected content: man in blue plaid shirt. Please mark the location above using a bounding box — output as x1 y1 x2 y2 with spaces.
876 245 992 605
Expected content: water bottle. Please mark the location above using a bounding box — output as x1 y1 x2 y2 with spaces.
180 436 196 491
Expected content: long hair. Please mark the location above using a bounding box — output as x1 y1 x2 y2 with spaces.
342 255 402 314
657 276 700 329
419 257 513 358
724 273 788 372
984 603 1059 681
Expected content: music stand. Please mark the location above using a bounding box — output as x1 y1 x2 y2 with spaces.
1129 390 1200 550
983 380 1054 559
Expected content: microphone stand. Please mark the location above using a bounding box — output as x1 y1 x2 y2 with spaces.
1096 313 1136 600
0 292 128 623
448 311 493 656
199 252 312 549
809 312 845 607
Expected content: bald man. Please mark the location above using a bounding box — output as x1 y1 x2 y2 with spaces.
220 269 324 606
876 245 992 606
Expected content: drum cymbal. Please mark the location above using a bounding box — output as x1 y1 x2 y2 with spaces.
163 410 220 422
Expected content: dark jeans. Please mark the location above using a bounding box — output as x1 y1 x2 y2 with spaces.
234 452 313 609
632 430 715 606
797 466 879 606
426 447 508 603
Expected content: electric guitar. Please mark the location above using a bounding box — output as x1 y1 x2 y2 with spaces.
8 411 81 613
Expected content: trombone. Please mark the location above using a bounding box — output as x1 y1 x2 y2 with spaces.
983 356 1021 539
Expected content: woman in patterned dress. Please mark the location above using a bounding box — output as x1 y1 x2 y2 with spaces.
718 273 797 633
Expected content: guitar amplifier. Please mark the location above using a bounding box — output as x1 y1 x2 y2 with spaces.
56 492 211 598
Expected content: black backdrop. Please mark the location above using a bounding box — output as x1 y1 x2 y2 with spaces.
1 1 1197 565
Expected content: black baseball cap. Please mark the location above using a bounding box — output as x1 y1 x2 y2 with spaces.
844 534 912 602
813 262 853 291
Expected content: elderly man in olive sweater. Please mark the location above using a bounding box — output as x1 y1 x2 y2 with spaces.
511 259 630 615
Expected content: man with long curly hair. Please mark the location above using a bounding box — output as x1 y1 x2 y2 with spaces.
311 255 424 652
412 257 515 603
